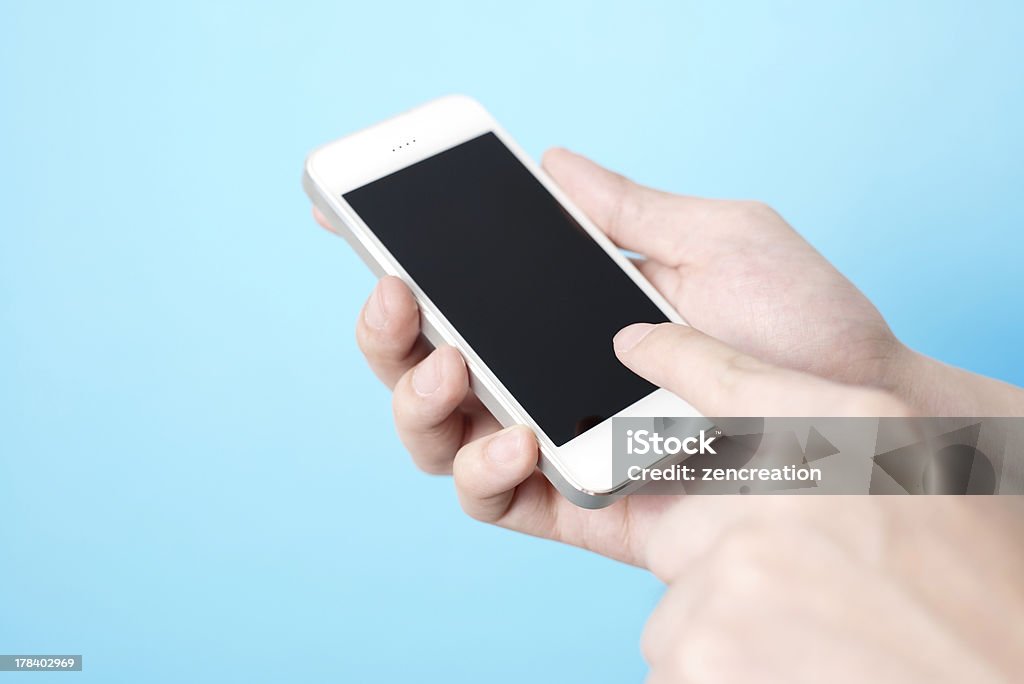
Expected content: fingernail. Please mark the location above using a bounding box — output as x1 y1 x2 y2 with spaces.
412 352 442 396
364 285 388 330
614 323 656 353
486 428 524 465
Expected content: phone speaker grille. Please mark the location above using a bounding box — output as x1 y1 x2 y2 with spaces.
391 138 416 152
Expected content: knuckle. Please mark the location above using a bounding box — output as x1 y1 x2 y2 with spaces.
640 585 684 666
353 315 376 354
715 349 765 401
608 175 648 238
673 625 737 683
714 531 759 566
452 444 490 502
639 624 659 666
456 481 494 522
458 498 484 521
720 555 774 600
355 320 397 361
356 308 420 359
723 349 763 378
392 371 461 428
390 375 417 423
711 533 776 596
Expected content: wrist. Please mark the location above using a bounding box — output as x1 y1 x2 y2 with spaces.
879 343 932 414
881 343 1024 416
880 342 964 416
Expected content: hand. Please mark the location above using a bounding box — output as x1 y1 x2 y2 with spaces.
337 267 908 567
314 147 1018 566
317 148 1024 681
315 148 916 568
541 149 900 391
639 496 1024 683
541 150 1023 416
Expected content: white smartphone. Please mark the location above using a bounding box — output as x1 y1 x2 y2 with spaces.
303 95 700 508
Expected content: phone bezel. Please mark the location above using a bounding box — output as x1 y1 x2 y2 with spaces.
304 94 700 500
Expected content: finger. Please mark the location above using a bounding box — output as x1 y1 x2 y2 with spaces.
453 429 676 566
392 346 501 474
312 205 356 241
613 322 912 417
312 206 334 233
633 257 683 304
356 276 431 388
542 148 716 266
453 426 544 522
641 580 706 668
642 497 760 583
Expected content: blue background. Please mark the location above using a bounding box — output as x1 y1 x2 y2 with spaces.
2 1 1022 681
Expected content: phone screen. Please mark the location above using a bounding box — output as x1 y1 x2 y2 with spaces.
344 132 668 446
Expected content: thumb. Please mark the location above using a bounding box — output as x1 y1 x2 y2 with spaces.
613 323 910 417
541 148 712 265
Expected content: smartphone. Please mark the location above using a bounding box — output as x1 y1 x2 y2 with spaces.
303 95 700 508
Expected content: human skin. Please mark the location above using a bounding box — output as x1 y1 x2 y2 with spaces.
313 149 1024 679
313 147 1024 566
639 496 1024 683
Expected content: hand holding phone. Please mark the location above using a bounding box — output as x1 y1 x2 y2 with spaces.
304 95 906 510
304 96 699 507
342 252 910 568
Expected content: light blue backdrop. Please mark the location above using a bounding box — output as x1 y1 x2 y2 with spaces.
2 1 1022 681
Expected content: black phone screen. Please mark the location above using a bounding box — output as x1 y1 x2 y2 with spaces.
344 132 668 446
